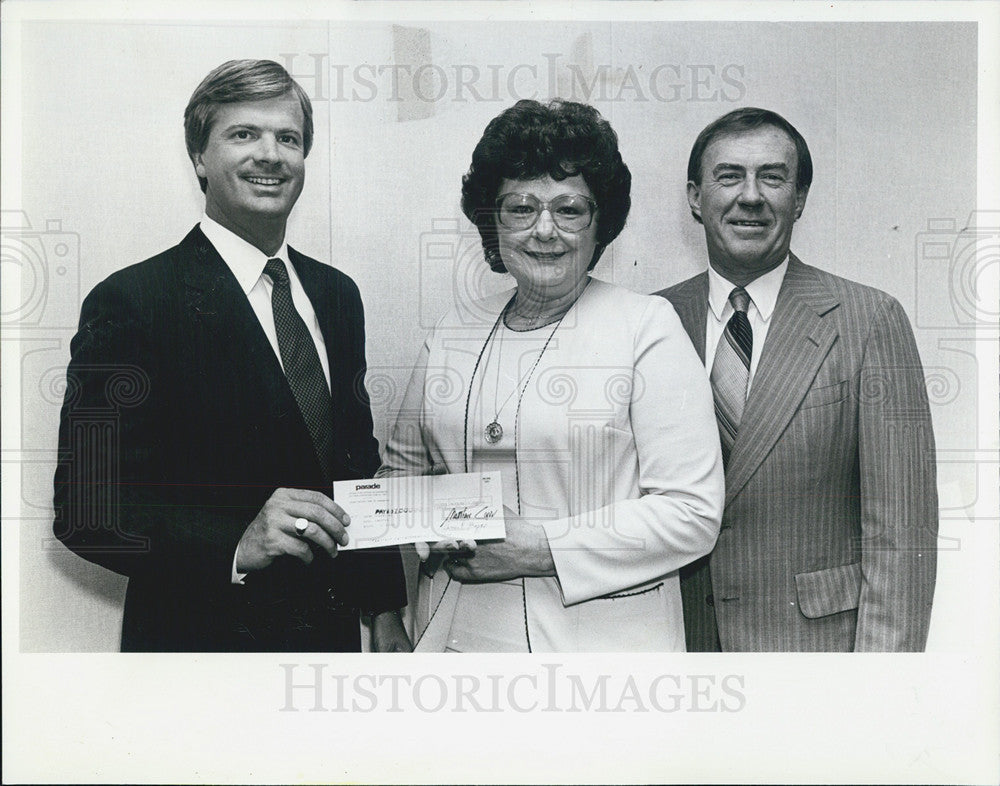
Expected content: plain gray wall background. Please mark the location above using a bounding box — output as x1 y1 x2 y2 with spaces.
10 20 979 651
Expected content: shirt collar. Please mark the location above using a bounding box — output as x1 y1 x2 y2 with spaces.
707 256 789 322
199 213 290 295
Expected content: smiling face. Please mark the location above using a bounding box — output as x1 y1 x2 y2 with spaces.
495 174 600 302
194 93 306 237
688 125 808 285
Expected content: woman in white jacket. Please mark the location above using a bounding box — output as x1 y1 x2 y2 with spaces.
379 99 724 652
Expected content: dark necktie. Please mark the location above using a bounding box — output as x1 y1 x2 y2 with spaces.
264 258 336 478
710 287 753 465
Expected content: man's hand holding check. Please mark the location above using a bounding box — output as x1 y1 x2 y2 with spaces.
236 487 351 572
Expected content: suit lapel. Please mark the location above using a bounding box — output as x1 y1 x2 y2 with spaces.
181 226 296 420
724 254 840 505
667 273 709 363
287 248 333 352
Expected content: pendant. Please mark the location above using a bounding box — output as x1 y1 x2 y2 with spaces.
485 421 503 444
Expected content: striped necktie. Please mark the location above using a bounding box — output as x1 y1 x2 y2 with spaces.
711 287 752 464
264 258 336 479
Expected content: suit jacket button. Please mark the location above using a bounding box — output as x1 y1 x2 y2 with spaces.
706 593 715 607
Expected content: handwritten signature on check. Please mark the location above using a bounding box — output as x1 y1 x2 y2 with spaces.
438 504 498 530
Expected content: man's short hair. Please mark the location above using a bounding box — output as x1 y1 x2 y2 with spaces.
687 106 813 191
184 59 313 193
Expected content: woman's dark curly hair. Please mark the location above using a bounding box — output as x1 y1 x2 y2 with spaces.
461 99 632 273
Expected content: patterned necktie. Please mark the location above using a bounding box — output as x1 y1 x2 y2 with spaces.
710 287 753 464
264 258 336 478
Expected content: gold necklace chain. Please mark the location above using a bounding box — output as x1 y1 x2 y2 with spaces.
484 306 564 444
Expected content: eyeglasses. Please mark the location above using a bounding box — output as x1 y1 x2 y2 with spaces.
495 192 598 233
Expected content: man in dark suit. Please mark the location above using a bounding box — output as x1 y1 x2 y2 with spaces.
53 59 411 652
658 107 937 651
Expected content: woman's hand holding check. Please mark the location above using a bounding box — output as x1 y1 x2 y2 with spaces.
415 507 555 582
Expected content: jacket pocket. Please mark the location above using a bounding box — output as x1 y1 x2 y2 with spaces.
799 379 848 410
794 562 862 618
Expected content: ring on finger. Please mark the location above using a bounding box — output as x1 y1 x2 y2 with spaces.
294 517 310 536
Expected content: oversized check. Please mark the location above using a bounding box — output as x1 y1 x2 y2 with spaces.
333 471 506 550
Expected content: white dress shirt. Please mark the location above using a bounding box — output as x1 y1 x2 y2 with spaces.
199 214 331 583
704 258 789 395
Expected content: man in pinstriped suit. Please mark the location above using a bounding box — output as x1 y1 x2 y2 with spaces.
658 108 937 651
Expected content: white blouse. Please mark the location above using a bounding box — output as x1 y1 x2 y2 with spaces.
378 278 724 652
